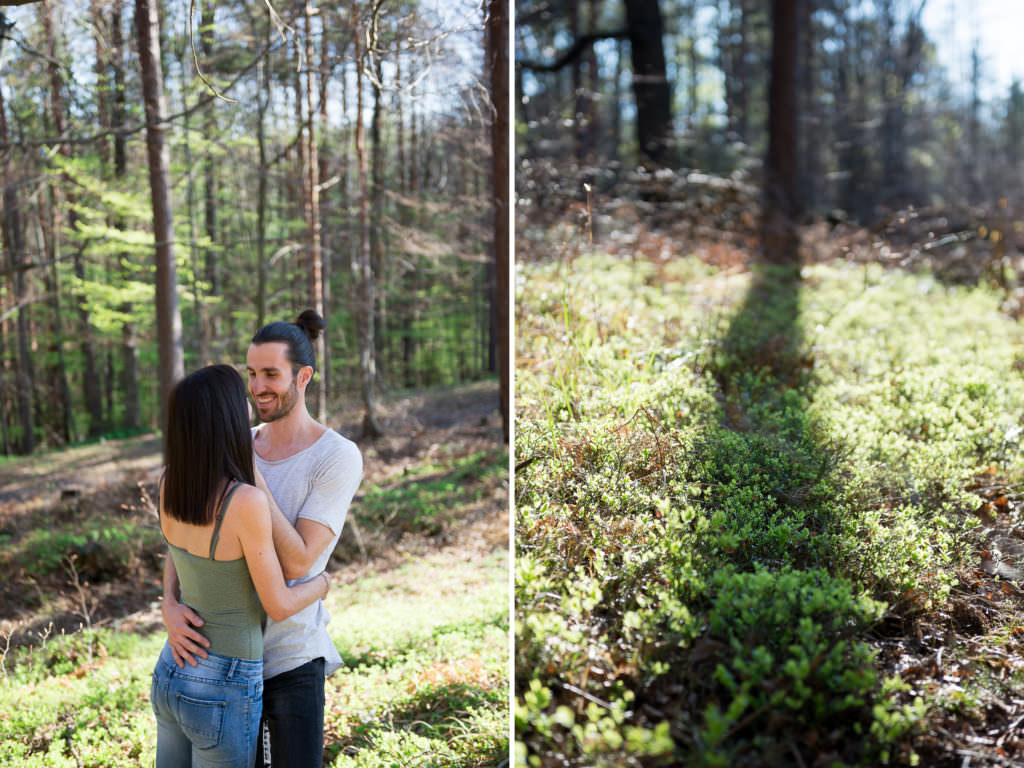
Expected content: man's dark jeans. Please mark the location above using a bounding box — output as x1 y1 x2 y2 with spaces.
255 657 325 767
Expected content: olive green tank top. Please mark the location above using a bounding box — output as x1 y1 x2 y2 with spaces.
165 482 265 660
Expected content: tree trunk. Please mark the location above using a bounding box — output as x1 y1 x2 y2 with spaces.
0 74 35 454
796 0 815 213
0 314 10 455
354 2 383 439
180 42 207 366
319 15 332 408
371 55 386 387
685 0 699 127
136 0 184 439
612 38 623 161
762 0 800 266
303 0 326 422
40 0 78 444
583 0 602 157
112 0 139 430
256 20 270 329
488 0 510 442
201 4 219 353
396 52 406 194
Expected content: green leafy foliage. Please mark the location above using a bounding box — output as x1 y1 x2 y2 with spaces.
516 255 1024 766
10 521 162 579
359 448 507 536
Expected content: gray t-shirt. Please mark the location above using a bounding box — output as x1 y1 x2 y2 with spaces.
253 426 363 679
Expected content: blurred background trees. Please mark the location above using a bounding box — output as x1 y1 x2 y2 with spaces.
516 0 1024 223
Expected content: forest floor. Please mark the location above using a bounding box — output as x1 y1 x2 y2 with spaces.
515 178 1024 767
0 379 509 767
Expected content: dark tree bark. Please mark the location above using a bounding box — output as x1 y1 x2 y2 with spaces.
40 0 78 444
0 58 34 454
135 0 184 438
256 16 270 329
107 0 140 430
488 0 510 443
371 54 387 387
0 314 9 455
624 0 672 164
354 0 383 439
201 3 219 354
179 38 206 366
762 0 800 265
582 0 602 158
519 0 671 166
396 51 406 194
303 0 326 422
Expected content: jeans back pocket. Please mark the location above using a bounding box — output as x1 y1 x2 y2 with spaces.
175 693 226 750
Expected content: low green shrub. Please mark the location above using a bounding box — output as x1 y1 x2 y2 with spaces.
694 567 887 764
516 255 1024 766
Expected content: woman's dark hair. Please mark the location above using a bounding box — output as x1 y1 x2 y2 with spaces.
250 309 324 374
163 364 255 525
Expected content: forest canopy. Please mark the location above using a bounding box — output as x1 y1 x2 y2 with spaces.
0 0 501 454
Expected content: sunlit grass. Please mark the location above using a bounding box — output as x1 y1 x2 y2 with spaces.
0 549 508 768
324 549 509 767
0 439 508 768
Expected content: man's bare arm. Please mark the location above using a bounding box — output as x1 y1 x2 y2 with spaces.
160 554 210 667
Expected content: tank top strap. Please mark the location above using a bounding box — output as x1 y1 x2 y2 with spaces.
157 469 166 521
209 481 243 560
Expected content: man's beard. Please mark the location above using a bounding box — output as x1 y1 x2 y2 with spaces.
256 381 299 422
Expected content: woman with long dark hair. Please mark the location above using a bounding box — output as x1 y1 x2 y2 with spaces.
150 364 330 767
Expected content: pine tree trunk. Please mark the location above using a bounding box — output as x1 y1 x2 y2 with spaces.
762 0 800 266
201 4 219 352
488 0 510 442
113 2 140 430
396 52 406 194
0 316 10 455
0 59 35 454
371 55 386 388
319 20 332 406
623 0 672 165
256 18 269 330
136 0 184 439
303 0 326 422
354 3 383 438
39 0 77 444
180 42 206 366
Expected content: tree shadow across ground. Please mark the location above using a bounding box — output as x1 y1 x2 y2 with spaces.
672 259 1024 766
676 261 893 764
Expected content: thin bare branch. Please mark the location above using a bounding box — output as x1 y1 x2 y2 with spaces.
189 0 236 103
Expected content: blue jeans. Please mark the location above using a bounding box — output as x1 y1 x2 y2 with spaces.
151 642 263 768
255 657 325 768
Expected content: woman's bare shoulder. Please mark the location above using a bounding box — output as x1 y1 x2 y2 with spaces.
228 483 269 513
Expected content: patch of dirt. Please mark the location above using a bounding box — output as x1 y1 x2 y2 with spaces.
869 476 1024 767
0 382 508 658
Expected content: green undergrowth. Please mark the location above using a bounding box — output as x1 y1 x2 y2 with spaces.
0 550 508 768
9 520 162 579
0 422 508 768
0 630 163 767
515 254 1024 766
358 447 507 536
325 550 509 767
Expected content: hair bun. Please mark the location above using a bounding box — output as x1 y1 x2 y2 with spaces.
295 309 325 341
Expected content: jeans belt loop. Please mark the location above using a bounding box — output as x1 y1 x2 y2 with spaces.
228 657 239 680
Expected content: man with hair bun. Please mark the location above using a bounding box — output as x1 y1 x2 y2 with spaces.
160 309 363 767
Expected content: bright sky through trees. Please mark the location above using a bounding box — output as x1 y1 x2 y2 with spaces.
923 0 1024 101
